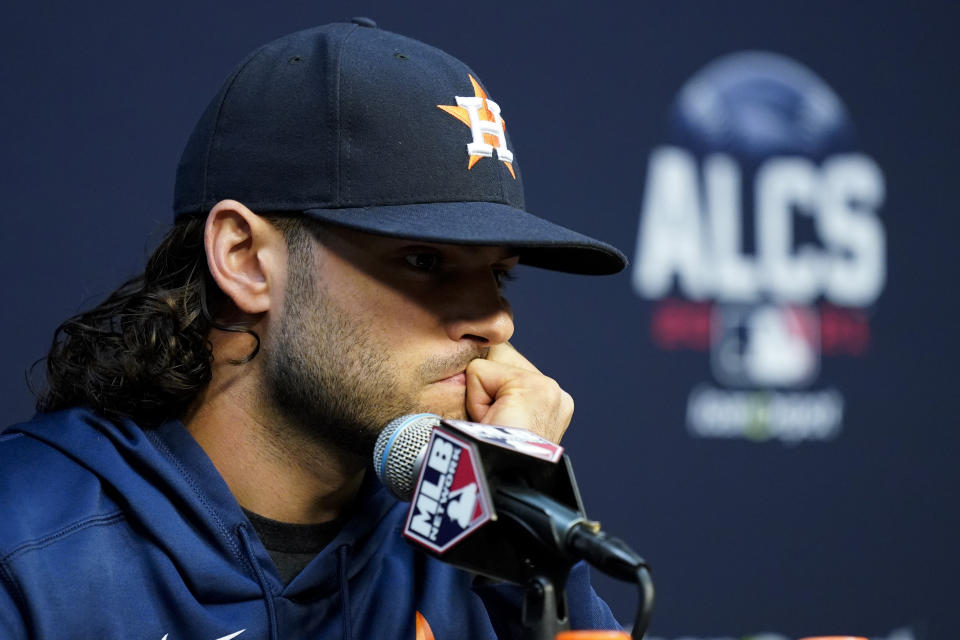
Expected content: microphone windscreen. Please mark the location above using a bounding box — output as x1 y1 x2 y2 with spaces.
373 413 441 500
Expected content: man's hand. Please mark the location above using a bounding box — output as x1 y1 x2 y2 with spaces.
464 343 574 444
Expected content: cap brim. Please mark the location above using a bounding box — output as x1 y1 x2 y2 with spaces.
302 201 627 275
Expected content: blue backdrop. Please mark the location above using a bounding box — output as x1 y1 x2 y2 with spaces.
2 2 957 639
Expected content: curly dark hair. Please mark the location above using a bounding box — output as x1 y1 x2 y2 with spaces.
36 213 316 426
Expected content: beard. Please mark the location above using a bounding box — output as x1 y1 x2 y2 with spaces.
262 254 479 459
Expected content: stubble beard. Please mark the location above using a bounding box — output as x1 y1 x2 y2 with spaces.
263 260 480 460
264 278 415 459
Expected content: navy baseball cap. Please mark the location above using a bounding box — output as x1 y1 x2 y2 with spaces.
174 19 626 275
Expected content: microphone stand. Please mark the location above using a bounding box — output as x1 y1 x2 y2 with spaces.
521 573 569 640
497 483 654 639
496 484 576 640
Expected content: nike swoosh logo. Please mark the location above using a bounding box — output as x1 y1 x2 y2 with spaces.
160 630 245 640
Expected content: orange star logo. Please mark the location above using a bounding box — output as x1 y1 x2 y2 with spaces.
438 75 517 179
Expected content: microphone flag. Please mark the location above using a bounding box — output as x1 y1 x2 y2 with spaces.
401 418 586 585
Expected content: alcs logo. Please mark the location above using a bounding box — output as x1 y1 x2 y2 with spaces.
632 52 885 443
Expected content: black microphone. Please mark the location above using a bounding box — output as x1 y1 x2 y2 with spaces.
372 413 649 584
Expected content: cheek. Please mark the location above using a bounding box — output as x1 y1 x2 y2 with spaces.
363 295 444 352
339 274 440 333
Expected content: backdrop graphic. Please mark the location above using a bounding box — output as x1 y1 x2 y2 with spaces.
2 2 957 639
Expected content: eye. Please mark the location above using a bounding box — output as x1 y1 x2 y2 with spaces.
404 252 442 272
494 268 518 288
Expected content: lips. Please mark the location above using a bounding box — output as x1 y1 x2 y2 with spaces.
437 371 466 385
425 348 484 385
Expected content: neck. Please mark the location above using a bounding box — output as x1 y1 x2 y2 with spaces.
183 343 365 524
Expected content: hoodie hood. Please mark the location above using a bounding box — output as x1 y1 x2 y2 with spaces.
1 408 404 639
6 409 397 599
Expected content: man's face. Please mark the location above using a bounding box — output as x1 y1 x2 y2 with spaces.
263 225 518 458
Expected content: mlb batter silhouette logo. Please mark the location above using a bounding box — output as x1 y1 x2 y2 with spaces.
442 419 564 463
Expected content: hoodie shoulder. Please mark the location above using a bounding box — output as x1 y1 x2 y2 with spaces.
0 413 124 556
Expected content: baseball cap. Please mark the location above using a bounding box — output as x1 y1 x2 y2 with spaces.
174 19 627 275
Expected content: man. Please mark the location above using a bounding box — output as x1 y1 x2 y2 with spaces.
1 20 627 639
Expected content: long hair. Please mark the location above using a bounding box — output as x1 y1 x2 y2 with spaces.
36 213 314 426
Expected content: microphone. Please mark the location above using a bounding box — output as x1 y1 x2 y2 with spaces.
373 413 439 502
373 413 649 585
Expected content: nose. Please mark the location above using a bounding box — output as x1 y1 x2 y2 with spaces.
444 291 515 346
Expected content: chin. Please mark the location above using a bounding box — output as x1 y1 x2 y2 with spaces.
417 402 468 422
416 390 468 421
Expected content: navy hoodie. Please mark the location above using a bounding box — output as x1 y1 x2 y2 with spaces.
0 409 619 639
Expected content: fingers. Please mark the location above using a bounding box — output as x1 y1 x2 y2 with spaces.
465 347 574 444
486 342 541 373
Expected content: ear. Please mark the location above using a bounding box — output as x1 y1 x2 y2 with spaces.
204 200 285 315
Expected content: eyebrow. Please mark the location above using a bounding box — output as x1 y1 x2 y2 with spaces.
476 246 520 261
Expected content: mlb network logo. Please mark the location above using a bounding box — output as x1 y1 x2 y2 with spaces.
403 431 491 553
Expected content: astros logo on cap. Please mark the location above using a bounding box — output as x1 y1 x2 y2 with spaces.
438 75 516 179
